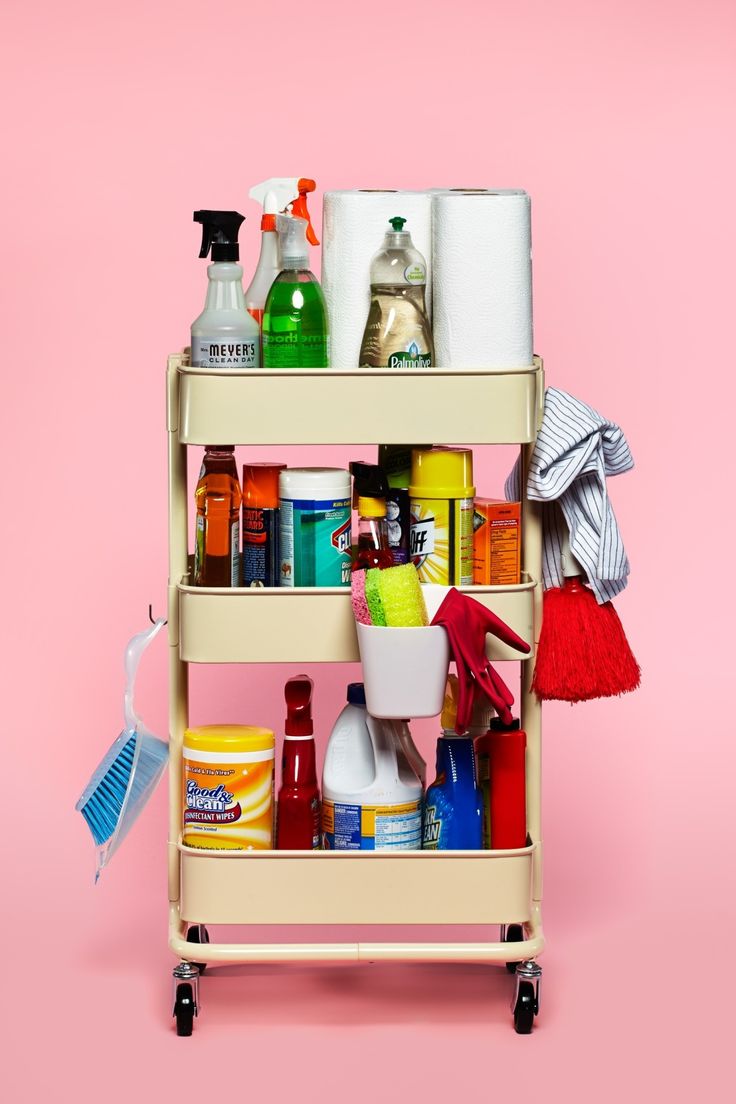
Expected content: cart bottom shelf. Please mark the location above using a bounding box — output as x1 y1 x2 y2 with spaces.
176 840 539 928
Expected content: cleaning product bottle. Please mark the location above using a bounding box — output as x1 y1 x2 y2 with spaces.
246 178 318 325
475 716 527 849
322 684 422 850
241 462 286 587
262 214 329 368
392 719 426 789
349 461 393 571
191 211 260 368
378 445 432 566
276 675 321 850
422 678 483 849
359 217 434 369
193 446 242 587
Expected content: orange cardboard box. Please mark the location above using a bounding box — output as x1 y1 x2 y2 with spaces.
472 499 521 585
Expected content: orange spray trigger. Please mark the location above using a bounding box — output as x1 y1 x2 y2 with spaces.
292 180 319 246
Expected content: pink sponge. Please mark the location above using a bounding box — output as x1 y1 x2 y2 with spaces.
351 569 371 625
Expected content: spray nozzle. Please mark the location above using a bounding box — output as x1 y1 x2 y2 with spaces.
285 674 314 737
276 213 310 269
389 216 407 232
350 461 390 517
193 210 245 262
249 178 319 245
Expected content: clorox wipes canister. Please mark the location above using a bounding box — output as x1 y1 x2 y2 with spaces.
279 468 352 587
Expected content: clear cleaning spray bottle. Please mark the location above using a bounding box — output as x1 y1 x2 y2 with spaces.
246 178 318 325
191 210 260 369
262 214 329 368
359 216 434 369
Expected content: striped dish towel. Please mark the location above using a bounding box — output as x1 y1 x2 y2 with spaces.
505 388 634 603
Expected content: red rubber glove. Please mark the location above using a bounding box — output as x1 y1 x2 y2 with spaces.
432 589 531 729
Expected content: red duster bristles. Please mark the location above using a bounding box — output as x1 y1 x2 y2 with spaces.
532 577 640 702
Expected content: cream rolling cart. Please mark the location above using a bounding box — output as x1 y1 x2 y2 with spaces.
166 355 546 1035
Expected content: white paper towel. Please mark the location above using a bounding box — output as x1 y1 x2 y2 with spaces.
431 190 533 370
322 190 433 369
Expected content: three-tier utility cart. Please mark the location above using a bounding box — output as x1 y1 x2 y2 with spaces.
166 354 546 1035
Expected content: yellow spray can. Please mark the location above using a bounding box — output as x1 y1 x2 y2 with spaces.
409 448 475 586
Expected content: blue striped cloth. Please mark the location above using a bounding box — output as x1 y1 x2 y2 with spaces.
506 388 634 603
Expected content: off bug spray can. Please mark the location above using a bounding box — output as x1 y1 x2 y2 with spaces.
242 462 286 587
409 448 475 586
279 468 352 587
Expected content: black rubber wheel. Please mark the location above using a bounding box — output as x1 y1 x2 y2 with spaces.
174 982 195 1037
513 981 536 1035
504 923 524 972
187 924 210 974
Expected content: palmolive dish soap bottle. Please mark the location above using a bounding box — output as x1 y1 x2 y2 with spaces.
262 214 329 368
191 211 260 368
359 217 434 369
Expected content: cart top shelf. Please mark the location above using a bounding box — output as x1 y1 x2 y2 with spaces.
169 354 544 447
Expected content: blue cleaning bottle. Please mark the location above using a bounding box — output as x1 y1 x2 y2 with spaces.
422 676 484 849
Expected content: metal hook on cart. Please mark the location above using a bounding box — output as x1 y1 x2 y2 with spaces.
149 603 167 626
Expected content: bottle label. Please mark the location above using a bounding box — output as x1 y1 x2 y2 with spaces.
194 514 204 581
182 745 274 850
388 343 432 370
422 802 442 848
403 263 426 285
242 506 279 587
322 799 421 850
410 497 474 586
191 337 258 368
230 520 240 586
279 497 351 587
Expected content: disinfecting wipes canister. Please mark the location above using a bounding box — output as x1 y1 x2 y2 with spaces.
409 447 475 586
182 725 275 850
279 468 352 587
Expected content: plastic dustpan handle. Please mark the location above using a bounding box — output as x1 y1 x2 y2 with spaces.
123 618 167 733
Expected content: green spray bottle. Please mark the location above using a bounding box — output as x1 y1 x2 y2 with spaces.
262 214 329 368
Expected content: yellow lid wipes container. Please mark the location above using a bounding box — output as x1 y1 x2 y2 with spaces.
183 725 275 850
409 448 475 585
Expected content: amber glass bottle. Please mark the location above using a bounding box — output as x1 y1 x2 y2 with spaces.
193 446 241 587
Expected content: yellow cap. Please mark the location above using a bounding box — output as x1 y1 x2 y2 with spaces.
184 725 274 753
358 495 387 518
409 447 475 498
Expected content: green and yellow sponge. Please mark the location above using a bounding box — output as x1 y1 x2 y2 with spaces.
365 564 428 627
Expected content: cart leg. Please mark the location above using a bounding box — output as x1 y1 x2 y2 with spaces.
511 960 542 1035
173 961 200 1037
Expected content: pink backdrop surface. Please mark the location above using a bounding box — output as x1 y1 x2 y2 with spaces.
2 0 734 1097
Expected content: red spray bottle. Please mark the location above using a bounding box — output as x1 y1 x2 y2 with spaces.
276 675 321 850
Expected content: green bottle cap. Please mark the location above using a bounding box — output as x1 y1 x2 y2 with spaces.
389 216 406 231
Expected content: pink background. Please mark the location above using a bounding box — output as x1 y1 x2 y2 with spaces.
3 0 734 1096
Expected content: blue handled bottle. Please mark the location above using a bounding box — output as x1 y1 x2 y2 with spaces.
422 736 483 849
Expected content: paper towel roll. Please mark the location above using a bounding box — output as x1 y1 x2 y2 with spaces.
432 190 533 370
322 190 433 369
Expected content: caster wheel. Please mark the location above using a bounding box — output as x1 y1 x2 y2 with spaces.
504 923 524 972
513 980 536 1035
187 924 210 974
174 982 195 1037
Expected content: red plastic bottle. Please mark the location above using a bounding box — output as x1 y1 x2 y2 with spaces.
276 675 321 850
486 718 527 849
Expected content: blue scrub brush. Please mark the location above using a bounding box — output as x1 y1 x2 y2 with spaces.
76 618 168 880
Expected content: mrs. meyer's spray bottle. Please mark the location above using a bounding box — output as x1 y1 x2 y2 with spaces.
191 210 260 368
360 217 434 369
246 178 319 325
